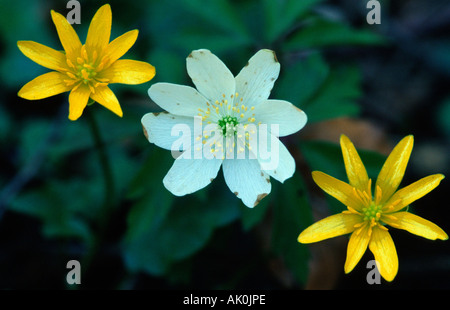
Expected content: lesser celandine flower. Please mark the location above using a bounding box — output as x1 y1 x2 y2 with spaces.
298 134 447 281
142 49 307 208
17 4 155 120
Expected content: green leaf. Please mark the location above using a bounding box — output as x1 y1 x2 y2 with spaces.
123 156 241 277
0 0 56 88
147 49 187 85
126 147 173 200
304 65 362 123
284 18 386 50
168 32 251 56
179 0 249 41
300 140 347 181
271 173 312 284
275 55 362 123
263 0 324 43
240 192 271 231
9 180 95 243
274 53 329 108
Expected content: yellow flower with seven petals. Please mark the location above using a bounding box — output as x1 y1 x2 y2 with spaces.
298 135 447 282
17 4 155 120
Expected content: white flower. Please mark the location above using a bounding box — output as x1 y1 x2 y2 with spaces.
141 49 307 208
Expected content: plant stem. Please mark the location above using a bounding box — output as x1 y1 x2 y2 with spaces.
81 107 117 286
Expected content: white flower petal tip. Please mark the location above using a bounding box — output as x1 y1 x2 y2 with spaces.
235 49 281 108
163 157 223 197
186 49 235 102
223 158 272 208
141 112 195 152
254 49 279 64
148 82 208 117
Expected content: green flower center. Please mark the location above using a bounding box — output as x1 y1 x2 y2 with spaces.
77 65 97 83
218 116 239 137
362 203 383 222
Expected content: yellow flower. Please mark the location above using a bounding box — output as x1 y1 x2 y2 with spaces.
298 134 447 282
17 4 155 120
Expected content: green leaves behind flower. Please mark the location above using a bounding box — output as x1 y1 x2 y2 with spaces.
10 179 97 244
123 148 241 276
275 53 362 123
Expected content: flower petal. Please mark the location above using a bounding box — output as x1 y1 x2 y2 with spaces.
141 112 196 151
384 174 444 212
85 4 111 55
99 59 155 84
312 171 364 211
383 212 448 240
163 156 223 196
298 213 361 244
90 85 122 117
368 226 398 282
345 223 371 274
376 135 414 203
68 84 91 121
235 49 280 108
18 71 72 100
186 49 235 102
148 83 209 117
50 10 81 60
258 134 295 183
251 99 307 137
105 30 138 64
222 157 271 208
340 134 369 192
17 41 67 71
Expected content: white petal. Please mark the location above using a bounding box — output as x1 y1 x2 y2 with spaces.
186 49 235 102
148 83 209 117
252 99 307 137
235 49 280 108
163 156 223 196
257 134 296 183
141 112 197 153
223 158 271 208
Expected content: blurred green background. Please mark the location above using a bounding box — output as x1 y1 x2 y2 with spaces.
0 0 449 289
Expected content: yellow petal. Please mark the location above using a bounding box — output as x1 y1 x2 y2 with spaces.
99 59 156 85
376 135 414 204
85 4 112 55
90 86 123 117
383 211 448 240
17 41 67 71
18 71 72 100
50 10 82 60
384 174 444 212
345 223 371 274
340 134 369 191
368 226 398 282
312 171 364 211
105 30 138 64
298 213 361 244
68 84 91 121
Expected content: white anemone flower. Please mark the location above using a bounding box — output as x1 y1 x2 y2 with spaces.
142 49 307 208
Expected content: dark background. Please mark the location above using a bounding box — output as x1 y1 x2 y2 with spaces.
0 0 448 290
